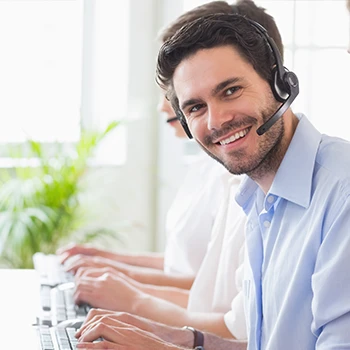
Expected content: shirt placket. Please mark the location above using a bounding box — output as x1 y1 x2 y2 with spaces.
259 194 278 349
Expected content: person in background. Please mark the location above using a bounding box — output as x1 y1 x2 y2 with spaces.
75 1 350 350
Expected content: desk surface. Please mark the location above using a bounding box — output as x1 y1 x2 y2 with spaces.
0 269 40 348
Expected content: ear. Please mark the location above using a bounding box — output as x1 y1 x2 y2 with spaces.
178 110 193 139
270 66 289 102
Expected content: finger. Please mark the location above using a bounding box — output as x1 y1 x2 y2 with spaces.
78 267 112 279
75 267 102 279
66 256 95 274
78 316 122 342
58 251 80 265
56 242 76 255
78 324 125 343
63 254 84 268
77 340 120 349
76 310 115 337
74 279 95 305
79 315 143 341
57 246 86 264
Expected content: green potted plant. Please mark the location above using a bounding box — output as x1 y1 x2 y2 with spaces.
0 121 120 269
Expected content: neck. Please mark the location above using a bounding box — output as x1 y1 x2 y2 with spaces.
252 109 299 194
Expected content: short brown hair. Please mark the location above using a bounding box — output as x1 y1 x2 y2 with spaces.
159 0 284 59
347 0 350 12
157 14 277 92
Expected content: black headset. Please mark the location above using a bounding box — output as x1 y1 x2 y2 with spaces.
173 16 299 139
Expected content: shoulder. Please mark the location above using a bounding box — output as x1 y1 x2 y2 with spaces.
311 136 350 221
316 135 350 193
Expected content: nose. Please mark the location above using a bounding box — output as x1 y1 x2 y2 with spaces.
207 103 233 131
157 95 173 114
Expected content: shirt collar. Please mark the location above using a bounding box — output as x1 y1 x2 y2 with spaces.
236 114 322 209
271 114 321 208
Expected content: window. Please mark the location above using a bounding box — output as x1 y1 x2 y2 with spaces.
0 0 128 165
0 0 83 143
183 0 350 140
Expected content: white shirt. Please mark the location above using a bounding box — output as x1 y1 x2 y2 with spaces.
187 174 247 340
163 153 227 276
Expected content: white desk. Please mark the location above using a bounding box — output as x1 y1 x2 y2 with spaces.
0 269 41 348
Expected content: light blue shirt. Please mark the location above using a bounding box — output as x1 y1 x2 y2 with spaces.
236 114 350 350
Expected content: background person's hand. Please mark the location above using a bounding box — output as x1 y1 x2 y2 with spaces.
64 255 130 275
75 266 119 279
57 244 104 264
74 271 143 312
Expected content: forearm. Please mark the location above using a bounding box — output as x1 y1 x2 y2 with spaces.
145 309 247 350
183 313 234 339
137 284 189 308
128 269 195 289
170 328 247 350
102 251 165 270
133 293 193 331
203 332 247 350
133 295 233 339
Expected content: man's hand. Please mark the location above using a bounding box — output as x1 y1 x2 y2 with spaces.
76 323 184 349
76 309 193 347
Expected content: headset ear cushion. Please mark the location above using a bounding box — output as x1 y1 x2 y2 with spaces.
270 66 289 102
283 71 299 90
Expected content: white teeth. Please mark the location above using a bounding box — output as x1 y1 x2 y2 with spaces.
219 128 249 145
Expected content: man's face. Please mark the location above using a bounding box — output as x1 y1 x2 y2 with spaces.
173 45 284 177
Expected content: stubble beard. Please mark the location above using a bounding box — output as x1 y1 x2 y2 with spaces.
198 102 286 181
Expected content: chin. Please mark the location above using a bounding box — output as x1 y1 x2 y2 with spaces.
175 130 187 139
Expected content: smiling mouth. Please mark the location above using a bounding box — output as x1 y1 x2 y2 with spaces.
218 127 250 145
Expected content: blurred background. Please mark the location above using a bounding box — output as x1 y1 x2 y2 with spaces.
0 0 349 267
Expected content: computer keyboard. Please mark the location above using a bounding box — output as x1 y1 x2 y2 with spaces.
33 253 91 327
34 325 103 350
37 284 90 326
33 252 74 288
35 325 79 350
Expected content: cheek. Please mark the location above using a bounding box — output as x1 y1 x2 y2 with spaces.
187 117 208 144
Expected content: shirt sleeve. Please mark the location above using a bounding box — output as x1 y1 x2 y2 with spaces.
224 290 247 340
224 253 247 340
311 194 350 349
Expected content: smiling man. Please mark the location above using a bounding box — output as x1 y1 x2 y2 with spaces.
155 12 350 350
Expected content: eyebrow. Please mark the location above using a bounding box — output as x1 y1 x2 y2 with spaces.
180 77 243 111
211 77 242 96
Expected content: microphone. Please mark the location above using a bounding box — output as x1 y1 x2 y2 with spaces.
166 116 180 123
256 71 299 136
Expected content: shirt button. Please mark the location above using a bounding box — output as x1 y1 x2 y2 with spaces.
263 221 271 228
267 195 275 204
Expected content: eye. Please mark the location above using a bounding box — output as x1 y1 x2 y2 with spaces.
189 103 205 114
225 86 241 96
